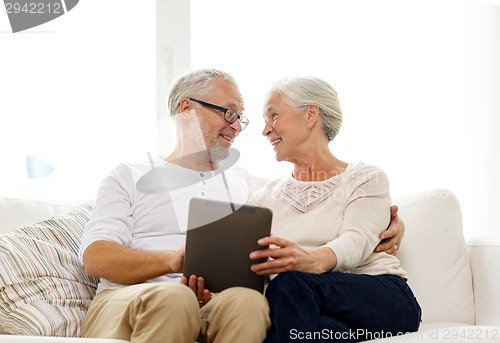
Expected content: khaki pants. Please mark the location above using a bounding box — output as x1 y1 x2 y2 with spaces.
82 283 270 343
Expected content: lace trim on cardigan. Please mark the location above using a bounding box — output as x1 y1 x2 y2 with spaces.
279 179 339 214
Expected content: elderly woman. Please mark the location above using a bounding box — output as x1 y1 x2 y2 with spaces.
249 77 421 342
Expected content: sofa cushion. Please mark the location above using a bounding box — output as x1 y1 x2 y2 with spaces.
0 202 99 336
395 189 474 325
0 197 75 235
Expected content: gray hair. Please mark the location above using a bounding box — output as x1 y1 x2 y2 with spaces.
168 68 242 116
266 77 342 141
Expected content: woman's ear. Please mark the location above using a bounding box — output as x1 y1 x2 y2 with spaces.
306 104 320 128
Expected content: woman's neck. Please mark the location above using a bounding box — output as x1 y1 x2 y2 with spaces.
291 154 348 182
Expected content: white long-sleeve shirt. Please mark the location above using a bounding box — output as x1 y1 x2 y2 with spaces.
248 162 407 278
79 157 268 294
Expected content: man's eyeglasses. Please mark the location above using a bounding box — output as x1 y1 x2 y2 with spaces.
189 98 249 130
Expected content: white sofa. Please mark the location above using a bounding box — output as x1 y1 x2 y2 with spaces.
0 189 499 342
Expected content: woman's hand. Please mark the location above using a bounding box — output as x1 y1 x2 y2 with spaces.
249 236 337 275
180 274 212 307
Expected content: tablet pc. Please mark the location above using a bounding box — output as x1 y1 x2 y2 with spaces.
184 198 272 293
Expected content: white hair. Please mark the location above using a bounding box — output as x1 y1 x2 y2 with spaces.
265 77 342 141
168 69 242 116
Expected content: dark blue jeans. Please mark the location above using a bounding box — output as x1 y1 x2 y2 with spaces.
263 272 421 342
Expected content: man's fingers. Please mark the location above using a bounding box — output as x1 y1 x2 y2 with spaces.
188 275 199 293
197 277 203 297
203 289 211 303
375 236 400 253
390 205 399 218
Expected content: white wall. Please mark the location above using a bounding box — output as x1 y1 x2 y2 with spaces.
1 1 498 237
189 0 500 236
468 5 500 237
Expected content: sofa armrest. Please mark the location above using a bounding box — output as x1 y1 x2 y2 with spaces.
468 236 500 325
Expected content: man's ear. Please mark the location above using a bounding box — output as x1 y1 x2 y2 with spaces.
306 104 320 129
179 98 194 120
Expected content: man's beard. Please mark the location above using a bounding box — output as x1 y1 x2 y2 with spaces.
190 116 230 162
203 130 230 161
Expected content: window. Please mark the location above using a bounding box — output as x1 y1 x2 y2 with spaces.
0 1 156 203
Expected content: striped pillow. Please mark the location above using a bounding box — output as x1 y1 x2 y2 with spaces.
0 202 99 336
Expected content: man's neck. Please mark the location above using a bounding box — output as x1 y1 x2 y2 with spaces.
164 149 219 172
